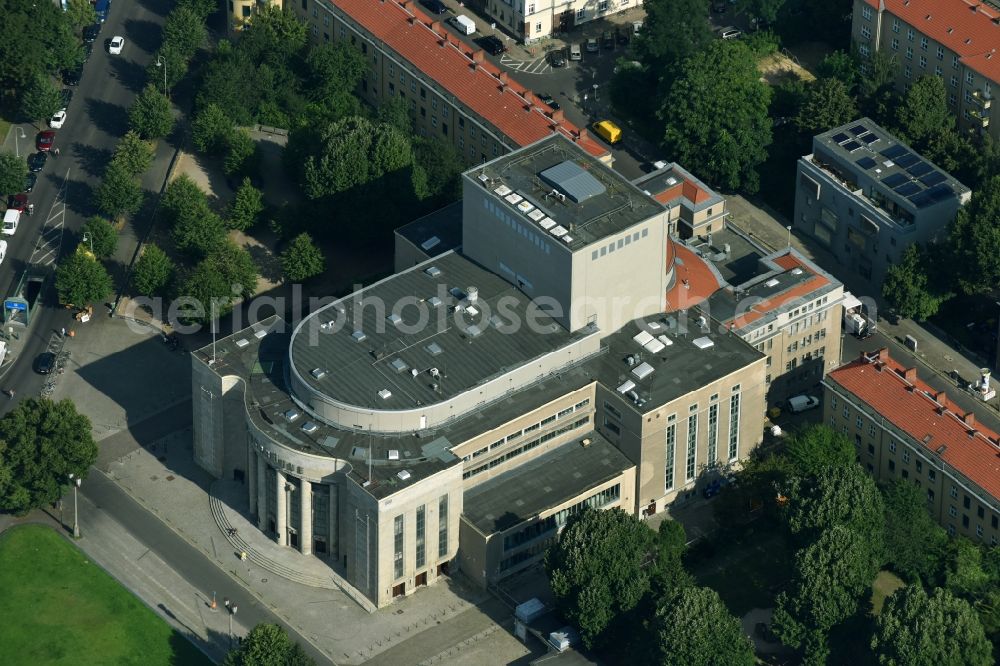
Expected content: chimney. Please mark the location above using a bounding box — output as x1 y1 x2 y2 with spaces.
934 391 948 410
550 108 565 122
431 20 442 34
438 36 448 47
522 91 534 109
471 50 484 68
877 348 889 362
498 71 509 84
963 412 976 427
408 15 417 24
576 128 589 142
903 367 917 382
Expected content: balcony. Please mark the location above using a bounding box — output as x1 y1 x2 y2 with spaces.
971 89 992 109
969 107 990 128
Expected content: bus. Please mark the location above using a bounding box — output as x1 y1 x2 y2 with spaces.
94 0 111 22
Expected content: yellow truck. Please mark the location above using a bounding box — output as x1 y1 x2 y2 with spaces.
591 120 622 145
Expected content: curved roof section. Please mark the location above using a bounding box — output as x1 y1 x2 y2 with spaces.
666 243 721 312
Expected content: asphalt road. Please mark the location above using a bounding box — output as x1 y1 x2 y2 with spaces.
1 0 171 404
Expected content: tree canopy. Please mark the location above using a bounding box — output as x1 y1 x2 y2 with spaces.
0 0 81 95
227 178 265 231
882 480 948 584
653 586 755 666
0 398 98 515
131 244 175 298
280 233 324 283
783 424 856 477
94 162 144 219
177 241 258 323
895 76 953 147
784 462 886 551
794 78 858 136
0 152 27 197
20 72 64 123
661 41 772 193
636 0 713 76
55 251 113 307
948 176 1000 295
882 243 950 320
545 507 655 648
81 216 118 259
129 85 174 140
872 586 993 666
223 623 314 666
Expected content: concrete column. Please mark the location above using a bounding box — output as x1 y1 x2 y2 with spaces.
275 468 287 545
300 479 312 555
256 454 268 532
329 484 339 559
247 448 257 517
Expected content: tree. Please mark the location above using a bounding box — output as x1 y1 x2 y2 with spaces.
65 0 97 31
794 78 858 136
223 623 314 666
872 586 993 666
737 0 787 25
228 178 265 231
882 480 948 584
948 176 1000 295
280 233 324 282
545 507 655 648
636 0 713 75
172 206 226 259
177 241 258 322
0 0 81 94
882 243 950 319
661 42 772 193
303 41 367 119
773 525 881 660
129 84 174 140
111 131 153 176
411 137 463 202
191 103 236 155
131 244 175 297
376 96 412 134
161 5 207 60
895 75 953 146
224 129 258 178
653 586 755 666
784 424 856 477
161 174 207 224
0 152 27 196
20 72 63 123
55 250 113 306
81 216 118 258
784 464 886 550
237 5 308 70
817 50 858 92
650 519 692 595
858 50 900 123
94 162 143 219
0 398 97 515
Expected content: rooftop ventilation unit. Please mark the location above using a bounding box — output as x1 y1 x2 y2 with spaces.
235 338 249 348
466 305 480 317
397 470 412 481
517 200 534 214
421 236 441 251
351 330 366 342
283 409 300 421
631 361 655 380
539 217 556 230
562 235 574 244
478 172 491 185
493 184 512 197
427 295 443 308
466 324 484 337
658 335 673 346
429 367 441 378
301 421 318 434
643 338 666 354
387 313 403 326
626 354 637 367
665 176 679 186
765 278 780 287
254 329 268 339
466 286 479 303
539 160 607 203
791 268 803 276
410 368 419 378
310 368 327 379
425 266 442 278
390 358 409 373
527 208 545 221
633 331 655 346
388 450 400 460
378 389 392 400
693 336 715 350
505 192 524 205
425 342 444 355
550 225 568 237
617 379 637 394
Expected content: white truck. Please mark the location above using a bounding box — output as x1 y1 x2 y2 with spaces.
842 292 875 339
452 14 476 35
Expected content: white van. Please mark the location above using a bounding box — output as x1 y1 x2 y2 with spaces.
0 240 7 266
452 14 476 35
2 209 20 236
569 43 582 61
787 395 820 413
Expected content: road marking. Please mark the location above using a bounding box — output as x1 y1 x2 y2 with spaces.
29 168 69 267
499 54 551 74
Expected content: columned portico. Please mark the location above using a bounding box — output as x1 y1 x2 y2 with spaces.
275 468 287 545
300 479 312 555
257 454 267 532
247 448 257 516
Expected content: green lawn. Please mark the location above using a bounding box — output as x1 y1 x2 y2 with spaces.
0 525 211 666
870 570 905 616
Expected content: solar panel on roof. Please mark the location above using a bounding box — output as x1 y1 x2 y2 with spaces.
849 124 869 135
842 140 862 152
908 191 934 208
906 161 933 177
856 156 877 170
882 173 909 188
831 132 850 144
859 133 879 144
895 153 919 168
927 183 953 203
894 182 921 197
880 144 908 159
919 171 947 187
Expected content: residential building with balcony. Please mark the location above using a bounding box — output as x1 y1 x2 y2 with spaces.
851 0 998 141
468 0 644 44
793 118 970 285
823 348 1000 545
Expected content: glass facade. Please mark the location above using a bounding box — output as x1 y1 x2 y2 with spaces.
707 403 719 465
686 414 698 481
415 505 426 569
665 422 676 491
729 392 741 460
438 494 449 558
393 514 404 580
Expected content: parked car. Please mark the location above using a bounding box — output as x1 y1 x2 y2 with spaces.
548 48 566 67
7 194 28 212
33 352 56 375
585 37 599 53
60 88 74 108
721 28 742 40
477 35 506 56
28 152 47 173
49 109 67 129
83 23 101 43
419 0 447 13
601 30 615 49
703 476 733 499
62 67 82 86
787 395 820 413
2 209 20 236
537 93 560 110
23 173 37 193
616 27 629 44
569 43 582 60
36 130 55 152
108 35 125 54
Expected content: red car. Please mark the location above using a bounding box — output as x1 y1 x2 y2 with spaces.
6 194 28 212
36 130 56 152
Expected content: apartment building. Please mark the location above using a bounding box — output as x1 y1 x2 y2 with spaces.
468 0 644 44
192 136 766 605
852 0 998 141
794 118 970 285
633 163 727 239
240 0 608 168
823 349 1000 545
226 0 282 32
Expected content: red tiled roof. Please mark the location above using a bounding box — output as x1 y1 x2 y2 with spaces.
863 0 1000 82
829 349 1000 501
334 0 609 160
666 242 720 312
728 251 830 328
650 178 712 208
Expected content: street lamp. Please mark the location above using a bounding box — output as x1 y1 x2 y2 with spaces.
14 127 26 159
155 56 167 97
82 232 93 254
786 225 792 248
69 473 81 538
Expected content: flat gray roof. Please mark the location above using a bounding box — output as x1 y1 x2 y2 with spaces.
466 134 663 251
462 432 634 535
588 313 765 410
290 251 594 412
394 201 463 258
